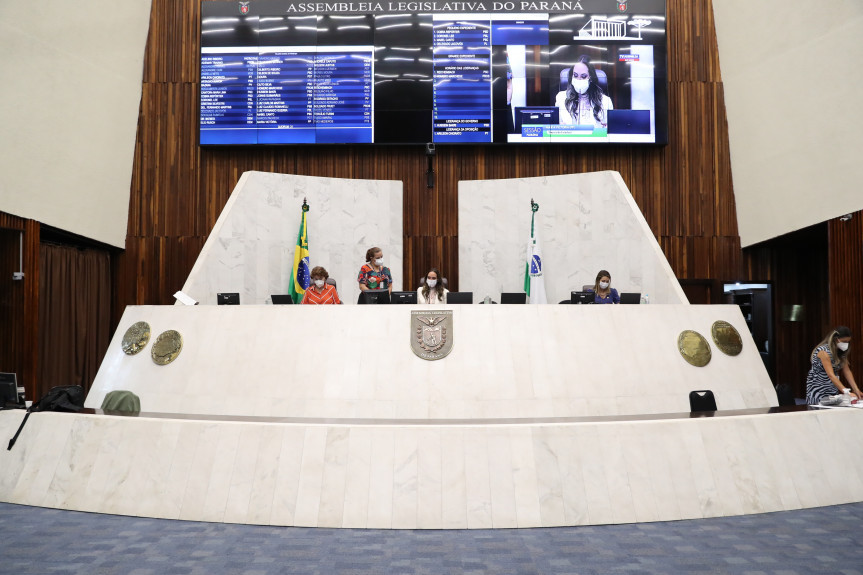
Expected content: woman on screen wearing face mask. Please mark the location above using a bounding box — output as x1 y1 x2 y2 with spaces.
357 246 393 294
301 266 342 304
418 268 448 304
587 269 620 304
805 326 860 405
554 55 613 130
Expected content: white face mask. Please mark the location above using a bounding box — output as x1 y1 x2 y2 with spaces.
571 77 590 95
426 279 437 288
837 341 850 352
314 279 325 288
375 257 384 266
599 281 609 289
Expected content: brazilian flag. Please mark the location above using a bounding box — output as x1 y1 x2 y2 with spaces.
289 202 310 303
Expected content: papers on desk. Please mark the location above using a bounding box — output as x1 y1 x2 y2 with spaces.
814 402 863 409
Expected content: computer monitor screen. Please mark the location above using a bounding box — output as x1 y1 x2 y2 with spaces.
391 291 417 304
514 107 559 135
271 295 294 305
620 292 641 304
0 373 19 406
607 110 652 135
358 289 391 305
447 292 473 305
500 292 527 304
217 292 240 305
571 291 595 305
198 1 668 146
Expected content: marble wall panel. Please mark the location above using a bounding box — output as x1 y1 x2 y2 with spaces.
458 172 688 305
2 411 863 529
86 303 774 419
180 171 403 306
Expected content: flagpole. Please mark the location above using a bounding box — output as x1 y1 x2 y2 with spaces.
525 198 546 304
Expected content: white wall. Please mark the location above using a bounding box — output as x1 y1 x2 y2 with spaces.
179 171 404 305
458 171 688 304
713 0 863 247
0 0 151 247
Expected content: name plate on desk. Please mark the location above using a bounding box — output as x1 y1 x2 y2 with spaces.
411 310 453 361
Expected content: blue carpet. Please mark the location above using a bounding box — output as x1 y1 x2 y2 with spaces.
1 502 862 574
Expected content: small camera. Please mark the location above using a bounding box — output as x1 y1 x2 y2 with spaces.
425 143 435 156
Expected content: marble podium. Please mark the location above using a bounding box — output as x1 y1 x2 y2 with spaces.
2 171 862 529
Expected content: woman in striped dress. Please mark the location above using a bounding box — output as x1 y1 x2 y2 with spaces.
805 326 860 405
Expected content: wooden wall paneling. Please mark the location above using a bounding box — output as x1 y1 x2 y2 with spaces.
0 229 25 389
0 214 39 402
119 0 741 327
22 220 39 401
741 223 829 396
0 212 26 231
829 212 863 380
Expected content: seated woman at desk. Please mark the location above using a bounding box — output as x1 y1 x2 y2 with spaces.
357 246 393 294
805 326 860 405
587 270 620 304
554 55 613 130
301 266 341 305
418 268 448 304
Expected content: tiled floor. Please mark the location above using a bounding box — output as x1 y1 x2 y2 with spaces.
2 501 862 575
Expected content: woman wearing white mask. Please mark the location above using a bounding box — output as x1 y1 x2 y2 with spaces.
418 268 448 304
805 326 860 405
554 55 613 129
301 266 342 304
588 269 619 304
357 246 393 294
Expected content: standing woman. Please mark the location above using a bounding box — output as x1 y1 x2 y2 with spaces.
805 326 861 405
418 268 448 304
357 246 393 294
588 269 620 304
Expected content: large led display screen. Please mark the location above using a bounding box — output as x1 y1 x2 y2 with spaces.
200 0 667 145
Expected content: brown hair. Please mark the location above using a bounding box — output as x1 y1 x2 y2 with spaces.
310 266 328 280
813 326 852 370
365 247 382 263
421 268 444 302
593 270 611 294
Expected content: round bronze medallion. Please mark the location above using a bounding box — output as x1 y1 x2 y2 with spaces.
121 321 151 355
711 320 743 356
151 330 183 365
677 330 711 367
